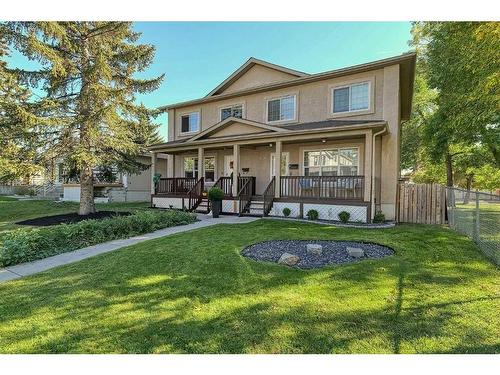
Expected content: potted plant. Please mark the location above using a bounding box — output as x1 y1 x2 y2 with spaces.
208 187 224 218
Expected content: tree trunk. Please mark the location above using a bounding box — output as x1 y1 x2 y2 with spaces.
79 163 95 215
463 174 473 204
445 152 454 187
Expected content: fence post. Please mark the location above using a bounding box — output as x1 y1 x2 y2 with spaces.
474 190 480 242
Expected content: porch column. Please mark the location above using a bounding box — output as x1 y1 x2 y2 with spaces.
150 152 157 195
364 131 372 205
274 140 282 198
167 154 174 178
232 144 240 196
197 147 204 181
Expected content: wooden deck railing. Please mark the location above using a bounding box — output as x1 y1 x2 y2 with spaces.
263 176 276 216
187 177 204 211
212 176 256 197
238 177 254 215
214 176 232 197
280 176 364 200
156 177 197 195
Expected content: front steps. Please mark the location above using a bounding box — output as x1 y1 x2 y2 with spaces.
241 195 273 217
195 198 210 214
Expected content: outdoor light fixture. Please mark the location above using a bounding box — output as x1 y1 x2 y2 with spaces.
322 139 326 143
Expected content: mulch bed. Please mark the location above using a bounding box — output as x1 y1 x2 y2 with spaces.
242 240 394 269
16 211 131 227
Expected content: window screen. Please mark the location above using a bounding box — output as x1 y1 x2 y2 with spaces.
333 87 349 113
267 99 281 122
267 96 295 122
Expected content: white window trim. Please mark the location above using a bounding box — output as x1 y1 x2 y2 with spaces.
265 93 298 125
328 77 375 118
182 154 217 180
179 111 201 135
218 102 245 122
301 146 360 176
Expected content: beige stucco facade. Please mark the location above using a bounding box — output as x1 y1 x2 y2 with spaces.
152 54 416 220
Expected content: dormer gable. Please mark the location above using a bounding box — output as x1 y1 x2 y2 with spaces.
187 117 286 142
206 57 308 97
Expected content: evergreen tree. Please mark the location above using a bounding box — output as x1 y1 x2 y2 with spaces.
0 33 45 182
4 22 164 214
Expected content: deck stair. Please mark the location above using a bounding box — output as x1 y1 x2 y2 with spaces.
242 195 265 217
195 197 210 214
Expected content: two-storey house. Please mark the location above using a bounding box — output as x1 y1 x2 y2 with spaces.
149 53 416 222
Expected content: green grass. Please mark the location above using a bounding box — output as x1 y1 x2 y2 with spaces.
0 199 151 235
0 220 498 353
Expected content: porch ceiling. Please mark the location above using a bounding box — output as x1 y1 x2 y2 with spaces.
150 120 386 153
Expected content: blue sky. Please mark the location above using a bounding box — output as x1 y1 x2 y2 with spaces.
8 22 412 139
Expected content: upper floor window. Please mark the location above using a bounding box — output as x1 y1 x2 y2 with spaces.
220 104 243 121
332 82 370 113
181 112 200 133
267 95 296 122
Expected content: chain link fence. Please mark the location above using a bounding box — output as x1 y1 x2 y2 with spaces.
446 187 500 265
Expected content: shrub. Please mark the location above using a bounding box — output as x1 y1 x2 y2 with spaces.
338 211 350 223
13 186 35 196
373 211 386 223
208 187 224 201
282 207 291 217
306 209 319 220
0 210 197 267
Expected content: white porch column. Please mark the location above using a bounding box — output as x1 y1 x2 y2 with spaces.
232 144 240 196
364 130 372 205
274 140 282 198
150 152 157 194
166 154 175 178
197 147 204 181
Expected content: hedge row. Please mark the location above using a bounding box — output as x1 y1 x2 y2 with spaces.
0 210 197 267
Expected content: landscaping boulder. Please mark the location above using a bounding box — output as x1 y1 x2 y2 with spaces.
347 247 364 258
306 244 322 256
278 252 300 266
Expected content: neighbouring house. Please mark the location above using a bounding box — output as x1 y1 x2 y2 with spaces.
149 54 416 222
10 154 167 202
61 154 168 202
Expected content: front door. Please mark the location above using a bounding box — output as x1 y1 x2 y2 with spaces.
224 155 234 177
270 152 290 177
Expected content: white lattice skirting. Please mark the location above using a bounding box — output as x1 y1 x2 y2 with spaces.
271 202 368 222
152 196 184 209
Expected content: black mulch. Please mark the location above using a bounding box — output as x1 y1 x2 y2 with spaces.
16 211 131 227
242 240 394 269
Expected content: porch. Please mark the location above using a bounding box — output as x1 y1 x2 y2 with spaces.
149 118 388 221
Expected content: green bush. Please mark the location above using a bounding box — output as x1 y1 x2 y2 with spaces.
373 211 386 223
13 186 36 196
306 209 319 220
0 210 197 267
208 187 224 201
282 207 291 217
338 211 350 223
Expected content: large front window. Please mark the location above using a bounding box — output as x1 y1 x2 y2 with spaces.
333 82 370 113
267 95 296 122
304 148 359 176
184 156 215 181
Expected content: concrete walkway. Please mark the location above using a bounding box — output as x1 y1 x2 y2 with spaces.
0 214 258 283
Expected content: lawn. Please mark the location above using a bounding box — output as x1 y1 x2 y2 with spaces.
0 197 150 235
0 220 498 353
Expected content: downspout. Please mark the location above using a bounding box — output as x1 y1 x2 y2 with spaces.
371 127 387 220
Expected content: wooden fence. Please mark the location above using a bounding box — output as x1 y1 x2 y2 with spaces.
397 183 447 224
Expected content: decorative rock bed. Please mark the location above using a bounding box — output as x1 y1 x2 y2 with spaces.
242 240 394 269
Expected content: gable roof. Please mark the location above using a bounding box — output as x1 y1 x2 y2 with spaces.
206 57 309 97
161 53 417 121
188 117 286 142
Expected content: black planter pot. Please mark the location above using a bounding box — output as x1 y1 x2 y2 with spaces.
211 200 222 218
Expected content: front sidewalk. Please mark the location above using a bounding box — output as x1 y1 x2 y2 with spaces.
0 214 258 283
